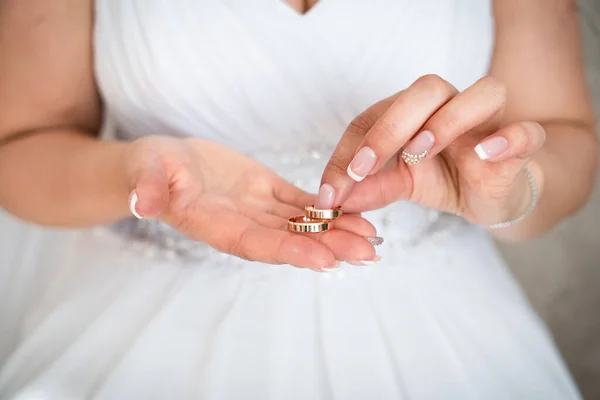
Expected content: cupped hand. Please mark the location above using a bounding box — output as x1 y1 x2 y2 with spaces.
318 75 545 228
124 136 377 270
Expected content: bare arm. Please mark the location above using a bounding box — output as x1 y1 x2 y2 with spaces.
0 1 380 268
0 0 130 226
489 0 597 239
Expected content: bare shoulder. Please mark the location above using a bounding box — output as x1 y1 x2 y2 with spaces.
490 0 595 126
0 0 100 139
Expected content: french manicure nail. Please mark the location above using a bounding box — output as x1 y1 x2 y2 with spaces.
474 136 509 160
347 147 377 182
315 184 335 209
401 130 435 165
346 260 366 266
346 256 383 266
321 261 342 272
361 255 382 265
129 190 143 219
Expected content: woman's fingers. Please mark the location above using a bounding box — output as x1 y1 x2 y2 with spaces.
473 121 546 163
353 75 458 174
312 229 377 264
330 214 377 237
461 121 546 225
272 178 316 209
318 75 508 213
128 154 170 219
266 202 302 220
221 222 376 271
266 201 378 260
319 75 458 206
232 224 339 271
341 119 545 217
317 93 401 207
411 76 506 163
340 167 413 213
184 208 338 270
182 203 377 271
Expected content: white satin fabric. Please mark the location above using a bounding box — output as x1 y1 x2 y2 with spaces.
0 1 582 399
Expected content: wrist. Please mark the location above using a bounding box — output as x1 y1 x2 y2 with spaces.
0 130 134 227
508 163 542 220
490 161 545 240
78 138 132 223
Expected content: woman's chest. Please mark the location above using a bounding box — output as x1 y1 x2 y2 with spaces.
94 0 494 151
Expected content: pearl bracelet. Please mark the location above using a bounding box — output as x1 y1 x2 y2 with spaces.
488 165 539 230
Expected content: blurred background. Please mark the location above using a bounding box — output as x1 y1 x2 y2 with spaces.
497 0 600 398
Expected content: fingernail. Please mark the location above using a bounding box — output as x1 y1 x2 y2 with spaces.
321 261 342 273
474 136 509 160
366 236 384 246
347 147 377 182
346 255 383 266
129 190 143 219
362 255 382 265
315 184 335 209
401 130 435 165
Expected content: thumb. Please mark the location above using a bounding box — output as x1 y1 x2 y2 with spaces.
128 154 170 219
469 121 546 224
473 121 546 171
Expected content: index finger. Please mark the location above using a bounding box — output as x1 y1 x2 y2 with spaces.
319 75 458 208
317 94 399 208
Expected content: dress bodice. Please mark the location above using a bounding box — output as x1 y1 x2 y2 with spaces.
94 0 494 152
94 0 495 256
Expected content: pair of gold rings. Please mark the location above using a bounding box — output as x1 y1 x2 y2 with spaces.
287 205 342 233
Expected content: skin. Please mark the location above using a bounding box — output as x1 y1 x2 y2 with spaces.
285 0 320 14
0 0 378 272
318 0 597 242
0 0 595 271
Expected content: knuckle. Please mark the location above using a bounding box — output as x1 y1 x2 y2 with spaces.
325 153 350 179
272 236 287 265
434 107 463 133
513 125 532 152
228 236 250 261
349 113 377 134
416 74 445 88
481 76 507 103
276 235 301 266
512 121 544 153
377 177 396 205
524 121 546 141
373 118 399 142
415 74 454 99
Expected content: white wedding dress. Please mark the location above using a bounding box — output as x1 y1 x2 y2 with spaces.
0 1 583 399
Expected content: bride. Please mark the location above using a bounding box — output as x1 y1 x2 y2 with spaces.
0 0 596 398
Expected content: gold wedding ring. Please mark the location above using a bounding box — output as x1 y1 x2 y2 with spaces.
288 216 333 233
304 205 342 220
287 205 344 233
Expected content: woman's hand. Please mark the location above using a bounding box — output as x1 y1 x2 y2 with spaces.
318 75 546 228
125 136 377 270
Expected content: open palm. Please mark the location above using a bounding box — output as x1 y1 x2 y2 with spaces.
126 136 377 270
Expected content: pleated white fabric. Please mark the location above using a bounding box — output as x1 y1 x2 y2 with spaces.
0 1 583 399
